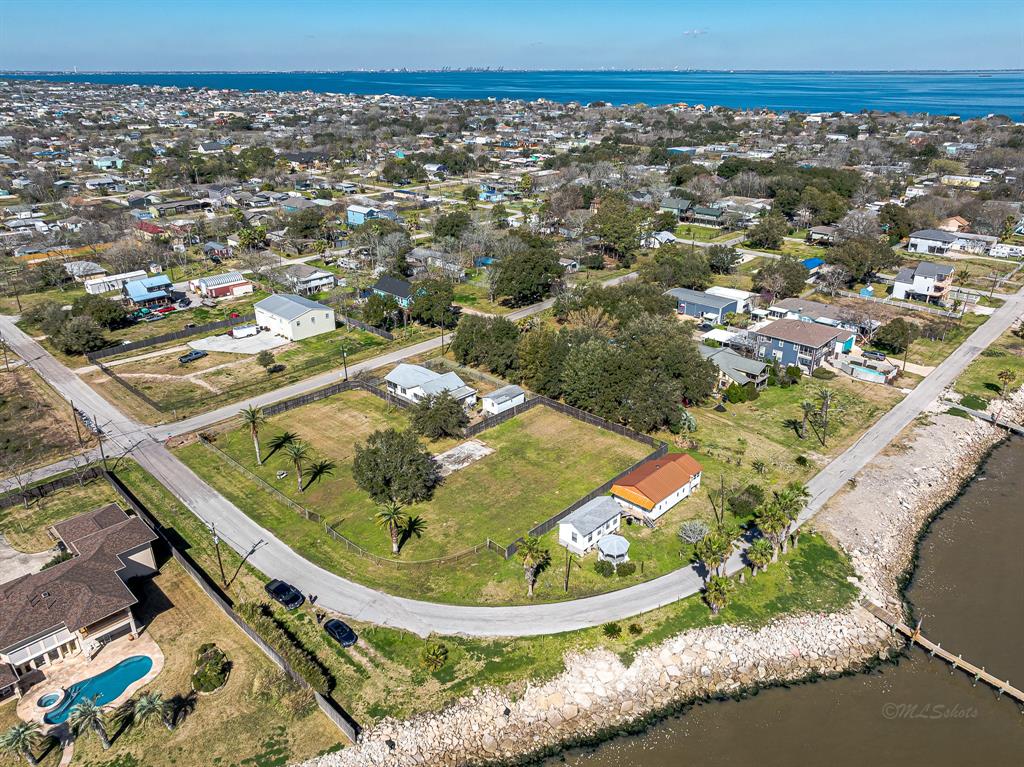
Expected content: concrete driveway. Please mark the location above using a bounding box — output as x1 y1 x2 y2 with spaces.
189 333 288 355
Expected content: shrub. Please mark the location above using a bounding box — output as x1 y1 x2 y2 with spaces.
784 365 803 381
420 642 449 672
237 602 331 694
594 560 615 577
811 368 836 380
742 382 760 401
627 623 643 636
40 550 74 570
615 562 636 577
602 622 622 638
723 383 747 404
192 643 231 693
795 454 810 467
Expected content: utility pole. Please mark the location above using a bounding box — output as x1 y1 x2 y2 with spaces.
95 414 107 469
208 521 227 587
340 340 349 381
71 399 83 447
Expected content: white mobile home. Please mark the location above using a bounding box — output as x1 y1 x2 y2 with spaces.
84 270 147 295
557 496 622 556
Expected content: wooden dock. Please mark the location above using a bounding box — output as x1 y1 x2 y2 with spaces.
861 600 1024 705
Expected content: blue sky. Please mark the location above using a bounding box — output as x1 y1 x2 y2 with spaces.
0 0 1020 71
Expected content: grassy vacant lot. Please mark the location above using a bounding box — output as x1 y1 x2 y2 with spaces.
954 326 1024 404
710 256 768 292
83 324 436 424
108 459 857 726
0 366 95 470
746 239 828 260
453 277 513 315
175 393 654 603
0 475 121 553
674 223 733 242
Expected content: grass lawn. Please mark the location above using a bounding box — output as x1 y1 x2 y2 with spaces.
0 285 87 316
0 366 96 471
674 223 724 242
0 475 121 553
746 240 828 260
710 256 767 291
954 327 1024 404
453 278 513 315
102 458 860 727
902 311 986 367
83 324 437 424
174 396 657 604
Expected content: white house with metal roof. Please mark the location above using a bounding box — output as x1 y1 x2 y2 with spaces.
557 496 622 556
384 364 478 407
254 294 335 341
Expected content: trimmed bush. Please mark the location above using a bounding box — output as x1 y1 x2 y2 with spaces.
615 562 637 577
192 643 231 693
627 622 644 636
811 368 836 380
723 383 748 403
237 602 331 694
594 560 615 577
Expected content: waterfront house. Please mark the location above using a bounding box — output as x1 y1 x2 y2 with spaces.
754 318 853 372
0 505 158 701
557 496 622 556
611 453 703 524
891 262 954 303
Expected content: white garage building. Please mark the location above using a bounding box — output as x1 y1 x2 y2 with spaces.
254 294 335 341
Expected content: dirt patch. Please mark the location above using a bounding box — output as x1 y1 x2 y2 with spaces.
434 439 494 476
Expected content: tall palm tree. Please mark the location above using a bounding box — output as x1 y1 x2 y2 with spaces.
375 500 407 555
746 538 773 575
703 575 735 616
239 406 267 465
799 400 816 439
997 368 1017 400
283 441 311 493
693 530 732 580
132 692 165 730
755 500 789 561
0 721 43 766
816 387 835 446
776 481 811 548
68 697 111 750
517 535 550 598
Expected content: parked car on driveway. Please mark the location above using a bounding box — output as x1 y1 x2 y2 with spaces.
178 350 208 364
863 350 887 361
177 298 190 308
324 618 358 647
264 579 305 610
155 305 176 314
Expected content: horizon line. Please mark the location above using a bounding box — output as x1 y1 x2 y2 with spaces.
2 68 1023 75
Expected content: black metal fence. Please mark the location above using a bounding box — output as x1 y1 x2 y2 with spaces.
0 466 104 511
262 378 408 417
86 314 256 361
103 469 360 743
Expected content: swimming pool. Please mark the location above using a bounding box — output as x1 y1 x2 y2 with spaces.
43 655 153 725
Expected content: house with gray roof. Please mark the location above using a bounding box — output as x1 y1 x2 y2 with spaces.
0 505 157 701
384 363 477 407
699 344 769 391
665 287 739 323
254 293 335 341
481 384 526 415
907 229 957 255
891 261 954 303
558 496 622 555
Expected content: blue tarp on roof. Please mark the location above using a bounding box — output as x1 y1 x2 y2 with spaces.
802 257 825 270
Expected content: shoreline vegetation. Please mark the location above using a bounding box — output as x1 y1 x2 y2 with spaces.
299 388 1024 767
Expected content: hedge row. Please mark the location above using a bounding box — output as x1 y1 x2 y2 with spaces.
237 602 331 694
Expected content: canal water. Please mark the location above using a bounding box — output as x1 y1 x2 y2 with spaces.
552 438 1024 767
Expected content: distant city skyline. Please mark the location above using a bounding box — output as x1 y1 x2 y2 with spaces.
0 0 1021 72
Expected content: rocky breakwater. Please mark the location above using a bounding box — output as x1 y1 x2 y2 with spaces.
312 608 893 767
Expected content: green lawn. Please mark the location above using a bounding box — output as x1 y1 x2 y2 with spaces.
453 273 513 315
108 459 858 727
174 396 658 603
954 327 1024 404
0 474 121 552
674 223 725 242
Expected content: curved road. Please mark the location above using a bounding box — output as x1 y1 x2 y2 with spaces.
2 284 1021 637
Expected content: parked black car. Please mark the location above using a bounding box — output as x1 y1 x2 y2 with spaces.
178 350 209 364
324 618 358 647
863 350 887 361
264 579 305 610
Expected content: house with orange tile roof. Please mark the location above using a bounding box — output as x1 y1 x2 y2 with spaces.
610 453 703 523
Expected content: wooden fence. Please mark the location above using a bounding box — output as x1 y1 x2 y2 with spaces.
86 313 256 361
103 469 360 743
93 358 166 413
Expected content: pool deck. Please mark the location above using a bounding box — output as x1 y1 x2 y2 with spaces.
16 630 164 727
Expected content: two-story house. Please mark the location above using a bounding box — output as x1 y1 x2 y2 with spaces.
754 318 853 372
891 262 954 303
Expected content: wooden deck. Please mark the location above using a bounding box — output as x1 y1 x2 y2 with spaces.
862 600 1024 704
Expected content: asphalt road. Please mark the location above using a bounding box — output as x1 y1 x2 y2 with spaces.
2 282 1021 637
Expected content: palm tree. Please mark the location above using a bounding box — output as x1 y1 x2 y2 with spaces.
755 501 789 561
703 575 735 616
816 387 835 447
746 538 773 575
132 692 165 730
997 368 1017 400
420 642 449 672
68 697 111 750
0 721 43 766
799 400 816 439
375 500 407 555
517 535 550 598
776 481 811 549
283 441 311 492
305 458 337 490
266 430 298 460
239 406 267 465
693 530 733 579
